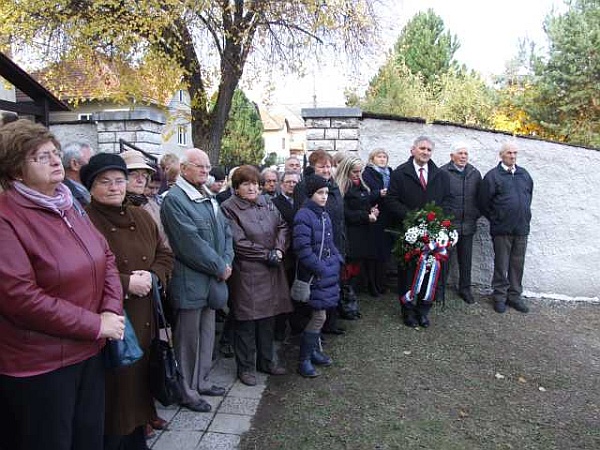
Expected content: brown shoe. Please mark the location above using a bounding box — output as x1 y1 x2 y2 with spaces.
149 417 168 430
259 365 287 375
239 372 257 386
145 423 156 439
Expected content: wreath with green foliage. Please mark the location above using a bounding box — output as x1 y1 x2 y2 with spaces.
392 202 458 269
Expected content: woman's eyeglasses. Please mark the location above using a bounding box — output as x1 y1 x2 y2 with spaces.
29 149 63 164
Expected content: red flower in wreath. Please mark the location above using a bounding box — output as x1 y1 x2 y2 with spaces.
441 219 451 228
426 211 436 222
422 234 430 244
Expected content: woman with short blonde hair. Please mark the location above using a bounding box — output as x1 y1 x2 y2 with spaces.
362 148 394 296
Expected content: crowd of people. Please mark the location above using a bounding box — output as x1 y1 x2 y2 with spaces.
0 119 533 450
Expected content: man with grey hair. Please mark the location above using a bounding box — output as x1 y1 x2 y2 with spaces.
0 111 18 127
384 136 451 328
479 142 533 314
284 156 302 176
62 141 94 205
161 148 234 412
260 167 279 200
441 143 482 304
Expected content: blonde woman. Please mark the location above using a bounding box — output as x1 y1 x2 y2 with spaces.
362 148 394 296
334 156 378 317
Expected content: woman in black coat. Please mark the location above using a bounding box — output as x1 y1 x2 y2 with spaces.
334 155 379 313
362 148 394 296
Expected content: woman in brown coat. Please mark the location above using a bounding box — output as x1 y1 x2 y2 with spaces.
81 153 173 450
220 165 292 386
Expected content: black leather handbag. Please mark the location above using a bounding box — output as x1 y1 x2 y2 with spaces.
149 274 184 407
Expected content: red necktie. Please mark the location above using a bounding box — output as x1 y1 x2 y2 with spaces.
419 168 427 190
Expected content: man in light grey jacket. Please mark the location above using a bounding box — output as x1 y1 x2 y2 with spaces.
161 148 234 413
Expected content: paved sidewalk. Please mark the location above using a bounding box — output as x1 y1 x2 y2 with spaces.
147 356 267 450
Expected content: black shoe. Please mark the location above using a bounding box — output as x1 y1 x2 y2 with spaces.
402 309 418 328
339 312 358 320
494 301 507 314
507 299 529 313
257 365 287 375
198 385 226 396
322 327 346 335
418 315 430 328
459 290 475 304
183 399 212 413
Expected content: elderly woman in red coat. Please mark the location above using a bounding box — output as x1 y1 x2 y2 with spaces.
0 120 124 450
220 165 292 386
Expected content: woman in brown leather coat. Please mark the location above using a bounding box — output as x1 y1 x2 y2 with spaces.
220 165 292 386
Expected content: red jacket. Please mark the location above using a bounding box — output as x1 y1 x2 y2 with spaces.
0 189 123 376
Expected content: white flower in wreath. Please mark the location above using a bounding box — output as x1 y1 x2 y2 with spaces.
425 254 436 268
436 230 449 247
405 227 419 244
449 230 459 245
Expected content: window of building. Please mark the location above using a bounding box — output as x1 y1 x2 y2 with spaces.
177 125 187 146
178 90 185 102
78 113 92 121
281 137 286 150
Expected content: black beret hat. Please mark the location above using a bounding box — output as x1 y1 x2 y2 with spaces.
304 175 328 198
210 166 226 182
80 153 128 190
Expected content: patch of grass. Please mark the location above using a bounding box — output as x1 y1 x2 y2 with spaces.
241 293 600 450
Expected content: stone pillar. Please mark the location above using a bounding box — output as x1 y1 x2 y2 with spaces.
94 110 166 155
301 107 361 154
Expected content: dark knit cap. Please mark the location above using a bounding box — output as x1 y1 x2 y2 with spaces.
210 166 226 182
80 153 128 190
304 175 328 197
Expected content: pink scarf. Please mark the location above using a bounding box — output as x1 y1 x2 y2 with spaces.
13 181 73 215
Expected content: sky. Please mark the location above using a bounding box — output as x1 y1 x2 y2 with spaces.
246 0 566 111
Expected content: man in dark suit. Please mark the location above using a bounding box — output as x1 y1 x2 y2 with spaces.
272 171 298 225
272 171 300 339
384 136 452 328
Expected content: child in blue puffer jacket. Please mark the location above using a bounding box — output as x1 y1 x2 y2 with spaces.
293 175 343 377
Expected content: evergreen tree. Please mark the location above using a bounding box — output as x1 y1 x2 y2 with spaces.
219 90 265 168
354 10 493 127
529 0 600 147
393 9 460 87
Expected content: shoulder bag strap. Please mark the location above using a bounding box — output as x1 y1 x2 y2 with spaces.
295 212 327 284
151 273 175 347
317 214 325 259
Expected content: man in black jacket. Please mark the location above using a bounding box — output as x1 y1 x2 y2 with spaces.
479 142 533 314
384 136 452 328
441 143 482 304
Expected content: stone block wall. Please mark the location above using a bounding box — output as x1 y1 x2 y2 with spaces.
95 110 165 155
50 123 98 150
302 108 361 153
51 110 166 156
301 108 600 300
